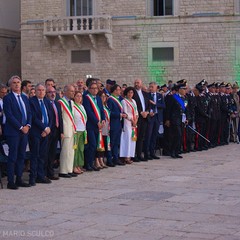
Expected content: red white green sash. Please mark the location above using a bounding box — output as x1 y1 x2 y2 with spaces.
86 94 101 121
103 106 110 123
124 98 138 141
109 95 123 112
74 103 87 126
58 98 76 131
73 103 88 144
124 98 138 121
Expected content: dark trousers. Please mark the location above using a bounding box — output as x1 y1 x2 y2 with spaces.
29 135 48 182
208 119 217 146
220 116 230 144
6 133 28 184
195 121 207 149
186 122 195 151
110 128 121 163
169 124 182 156
47 127 60 177
163 126 171 155
84 129 98 168
144 116 159 156
135 116 148 158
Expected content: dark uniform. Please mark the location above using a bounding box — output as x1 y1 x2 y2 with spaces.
185 91 197 152
195 92 209 150
219 90 229 145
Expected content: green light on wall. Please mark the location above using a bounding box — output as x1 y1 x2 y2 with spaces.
148 61 166 86
234 62 240 85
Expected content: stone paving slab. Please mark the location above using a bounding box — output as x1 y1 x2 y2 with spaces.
0 143 240 239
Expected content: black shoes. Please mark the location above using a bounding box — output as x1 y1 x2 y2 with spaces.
171 154 183 159
7 183 18 190
48 176 60 180
115 161 125 166
68 172 78 177
59 173 72 178
107 162 115 167
91 166 100 171
15 181 31 187
150 155 160 160
36 177 52 184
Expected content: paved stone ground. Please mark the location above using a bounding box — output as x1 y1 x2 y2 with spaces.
1 143 240 240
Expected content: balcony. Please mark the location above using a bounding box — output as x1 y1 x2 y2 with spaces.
43 15 113 49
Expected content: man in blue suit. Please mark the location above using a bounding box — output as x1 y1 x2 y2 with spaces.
3 75 32 190
144 82 165 160
29 83 53 185
83 82 106 171
107 84 127 166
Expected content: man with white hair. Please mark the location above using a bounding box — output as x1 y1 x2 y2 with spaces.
3 76 32 189
58 84 77 178
29 83 53 185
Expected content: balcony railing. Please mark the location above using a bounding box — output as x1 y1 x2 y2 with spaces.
43 15 112 36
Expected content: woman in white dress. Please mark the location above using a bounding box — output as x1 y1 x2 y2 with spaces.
73 91 87 174
120 87 139 164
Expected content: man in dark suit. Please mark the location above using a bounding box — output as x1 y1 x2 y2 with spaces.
165 82 188 158
144 82 165 160
29 83 53 185
83 82 106 171
46 86 63 180
107 84 127 166
133 79 150 161
3 75 32 189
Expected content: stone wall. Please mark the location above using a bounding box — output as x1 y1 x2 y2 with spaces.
21 0 240 87
0 29 21 83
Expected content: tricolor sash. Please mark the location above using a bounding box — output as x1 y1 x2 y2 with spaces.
58 98 76 131
124 98 138 122
86 94 101 121
97 130 105 152
103 106 110 123
109 95 123 112
124 98 138 141
74 103 88 144
74 103 87 126
104 106 111 151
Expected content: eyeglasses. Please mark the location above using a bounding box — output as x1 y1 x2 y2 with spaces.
47 91 56 94
90 87 98 90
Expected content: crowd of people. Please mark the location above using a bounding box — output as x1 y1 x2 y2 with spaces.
0 75 239 190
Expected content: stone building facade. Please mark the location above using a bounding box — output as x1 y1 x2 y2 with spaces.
21 0 240 87
0 0 21 83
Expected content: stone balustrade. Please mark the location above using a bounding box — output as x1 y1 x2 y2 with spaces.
43 15 112 36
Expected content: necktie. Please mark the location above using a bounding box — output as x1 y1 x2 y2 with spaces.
17 95 27 125
51 101 59 128
93 96 97 104
68 100 72 111
40 100 48 126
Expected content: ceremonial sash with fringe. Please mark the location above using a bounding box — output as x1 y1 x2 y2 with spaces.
86 94 101 121
124 98 138 141
86 94 104 151
104 106 111 151
109 95 123 112
58 98 76 131
74 103 88 144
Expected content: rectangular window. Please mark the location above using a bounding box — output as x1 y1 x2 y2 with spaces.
152 47 174 61
70 0 92 16
71 50 91 63
153 0 173 16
